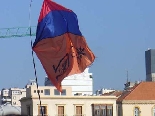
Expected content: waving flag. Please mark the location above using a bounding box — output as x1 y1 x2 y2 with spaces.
32 0 95 92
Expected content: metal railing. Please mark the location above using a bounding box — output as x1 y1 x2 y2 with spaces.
55 114 86 116
73 114 86 116
55 114 68 116
29 114 88 116
37 114 49 116
0 26 36 38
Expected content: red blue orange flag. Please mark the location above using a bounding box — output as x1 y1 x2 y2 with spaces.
32 0 95 92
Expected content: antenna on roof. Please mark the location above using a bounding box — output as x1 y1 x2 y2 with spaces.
126 69 129 83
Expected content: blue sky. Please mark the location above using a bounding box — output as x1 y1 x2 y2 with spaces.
0 0 155 91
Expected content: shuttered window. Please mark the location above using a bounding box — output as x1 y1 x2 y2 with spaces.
38 106 47 116
58 106 64 116
76 106 82 116
92 104 113 116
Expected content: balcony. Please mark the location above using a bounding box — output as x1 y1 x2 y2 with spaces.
1 97 11 102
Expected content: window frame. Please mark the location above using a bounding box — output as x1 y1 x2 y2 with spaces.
44 89 50 95
61 89 66 96
92 104 113 116
34 90 36 93
74 104 84 116
13 96 16 100
54 89 60 95
13 101 16 105
134 106 140 116
153 106 155 116
56 104 66 116
38 105 48 116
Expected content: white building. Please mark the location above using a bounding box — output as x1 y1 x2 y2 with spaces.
1 88 26 106
96 88 115 95
9 88 26 106
1 89 11 104
0 80 36 106
45 68 93 95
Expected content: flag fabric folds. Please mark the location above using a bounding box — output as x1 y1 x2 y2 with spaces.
32 0 95 92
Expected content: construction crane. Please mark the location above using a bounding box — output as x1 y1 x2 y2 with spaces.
0 26 36 38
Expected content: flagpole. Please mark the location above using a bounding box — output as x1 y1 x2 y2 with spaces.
29 0 44 116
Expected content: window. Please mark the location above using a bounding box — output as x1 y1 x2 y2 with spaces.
75 106 83 116
153 107 155 116
134 107 140 116
13 96 16 100
41 90 43 93
5 91 7 94
94 105 100 115
12 90 20 95
54 89 60 95
34 90 36 93
44 89 50 95
37 90 40 93
13 102 16 105
58 106 64 116
38 106 47 116
107 105 113 116
92 104 113 116
61 89 66 96
100 105 106 116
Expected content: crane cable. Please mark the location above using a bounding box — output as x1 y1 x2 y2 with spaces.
28 0 44 116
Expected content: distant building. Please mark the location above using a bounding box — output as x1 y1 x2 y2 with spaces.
96 88 115 95
20 85 117 116
124 81 140 90
45 68 93 95
145 49 155 81
102 90 122 97
117 82 155 116
1 88 26 106
9 88 26 106
1 89 11 104
25 79 37 88
0 80 36 106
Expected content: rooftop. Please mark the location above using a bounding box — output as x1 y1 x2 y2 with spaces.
117 82 155 102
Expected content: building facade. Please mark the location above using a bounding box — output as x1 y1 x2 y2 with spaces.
10 88 26 106
145 49 155 81
117 82 155 116
0 88 26 106
20 85 117 116
1 89 11 104
45 68 93 95
0 80 36 106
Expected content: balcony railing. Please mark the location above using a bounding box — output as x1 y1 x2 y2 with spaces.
73 114 86 116
1 98 11 101
55 114 86 116
37 114 86 116
55 114 68 116
37 114 49 116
